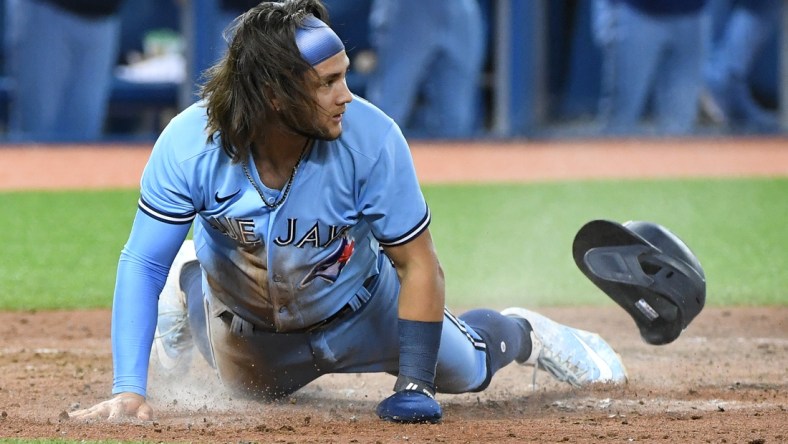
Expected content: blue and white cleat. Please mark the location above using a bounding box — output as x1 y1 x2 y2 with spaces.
501 307 627 387
152 240 198 374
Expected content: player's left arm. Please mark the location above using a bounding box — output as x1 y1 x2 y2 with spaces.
362 120 444 421
377 228 445 422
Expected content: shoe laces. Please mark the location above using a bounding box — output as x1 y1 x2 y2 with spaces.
534 347 589 389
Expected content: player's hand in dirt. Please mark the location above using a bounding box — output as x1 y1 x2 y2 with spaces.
68 392 153 421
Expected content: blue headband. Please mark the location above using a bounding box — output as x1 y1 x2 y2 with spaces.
295 15 345 66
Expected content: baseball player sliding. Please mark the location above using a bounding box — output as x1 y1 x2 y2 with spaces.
69 0 626 423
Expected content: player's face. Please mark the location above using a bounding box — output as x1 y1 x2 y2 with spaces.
308 51 353 140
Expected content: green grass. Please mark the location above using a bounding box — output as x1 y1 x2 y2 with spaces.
426 177 787 308
0 189 139 309
0 178 785 311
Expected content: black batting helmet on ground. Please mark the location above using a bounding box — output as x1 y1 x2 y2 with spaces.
572 220 706 345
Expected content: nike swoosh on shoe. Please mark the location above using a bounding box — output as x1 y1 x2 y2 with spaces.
570 331 614 382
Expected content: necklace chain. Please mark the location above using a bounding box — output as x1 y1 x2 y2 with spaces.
243 139 309 209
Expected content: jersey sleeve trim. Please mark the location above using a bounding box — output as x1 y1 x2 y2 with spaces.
377 205 431 247
138 197 196 225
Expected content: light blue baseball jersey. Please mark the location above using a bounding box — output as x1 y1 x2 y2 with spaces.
138 95 430 332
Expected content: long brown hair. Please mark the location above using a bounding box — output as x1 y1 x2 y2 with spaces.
199 0 331 162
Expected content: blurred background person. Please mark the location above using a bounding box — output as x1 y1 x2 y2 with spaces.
365 0 486 139
4 0 125 142
702 0 781 134
596 0 709 136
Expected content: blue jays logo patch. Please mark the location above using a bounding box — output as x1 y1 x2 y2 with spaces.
300 235 355 287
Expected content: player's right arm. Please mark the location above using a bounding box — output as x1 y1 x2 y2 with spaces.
69 209 192 421
70 116 199 421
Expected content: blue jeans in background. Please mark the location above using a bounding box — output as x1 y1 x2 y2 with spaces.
365 0 486 139
5 0 120 142
600 2 707 136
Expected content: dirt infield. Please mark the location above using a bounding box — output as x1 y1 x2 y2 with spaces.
0 138 786 443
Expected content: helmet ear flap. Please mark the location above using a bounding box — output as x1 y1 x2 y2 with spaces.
573 220 706 345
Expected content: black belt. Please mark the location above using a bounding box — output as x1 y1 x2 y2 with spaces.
219 275 377 334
